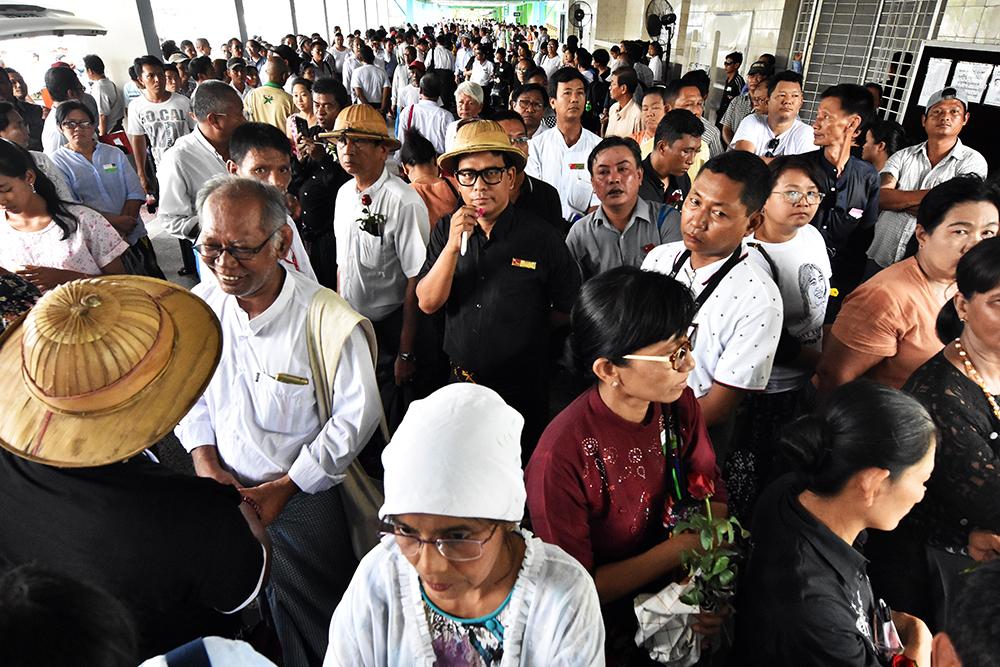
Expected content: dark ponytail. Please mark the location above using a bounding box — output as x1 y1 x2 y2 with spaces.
0 139 78 239
937 237 1000 343
780 381 935 496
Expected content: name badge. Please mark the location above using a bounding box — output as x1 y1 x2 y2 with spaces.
848 207 864 219
102 163 118 173
511 258 536 270
568 163 585 170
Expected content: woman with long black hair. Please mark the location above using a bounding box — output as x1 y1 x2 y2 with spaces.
0 139 126 292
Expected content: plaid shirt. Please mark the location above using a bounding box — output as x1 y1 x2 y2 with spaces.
722 92 753 133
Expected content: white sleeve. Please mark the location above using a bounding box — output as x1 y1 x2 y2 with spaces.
175 391 217 451
730 114 758 149
525 137 543 179
394 199 430 278
126 101 146 135
287 325 382 494
154 150 199 240
324 550 388 667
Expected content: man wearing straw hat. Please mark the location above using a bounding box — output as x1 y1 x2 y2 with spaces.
416 120 581 459
326 104 430 398
177 176 383 666
0 275 269 659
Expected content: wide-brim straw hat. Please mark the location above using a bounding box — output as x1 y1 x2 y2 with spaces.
318 104 402 151
437 120 527 173
0 276 222 467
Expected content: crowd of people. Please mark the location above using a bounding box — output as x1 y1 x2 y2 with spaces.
0 16 998 667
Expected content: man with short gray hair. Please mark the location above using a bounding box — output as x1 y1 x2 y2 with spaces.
156 80 245 242
178 175 382 666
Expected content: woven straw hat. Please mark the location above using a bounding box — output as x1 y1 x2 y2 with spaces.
437 120 527 173
318 104 401 151
0 276 222 467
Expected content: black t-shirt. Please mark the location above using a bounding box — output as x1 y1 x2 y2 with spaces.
734 474 889 666
420 204 581 376
0 450 265 659
638 155 690 208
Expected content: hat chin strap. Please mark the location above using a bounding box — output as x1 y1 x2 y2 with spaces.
23 304 176 416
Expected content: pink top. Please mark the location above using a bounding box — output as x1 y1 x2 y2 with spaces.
0 204 128 275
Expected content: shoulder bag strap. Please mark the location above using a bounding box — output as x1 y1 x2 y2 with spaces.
691 246 746 313
164 638 211 667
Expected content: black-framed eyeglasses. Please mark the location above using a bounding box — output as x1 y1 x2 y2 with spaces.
61 120 94 130
764 137 780 158
772 190 825 205
724 61 736 66
622 323 699 371
455 166 507 187
194 229 278 261
380 521 499 561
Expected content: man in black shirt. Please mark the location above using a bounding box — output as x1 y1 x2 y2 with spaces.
0 276 268 660
417 120 581 457
638 109 704 209
493 109 565 234
804 83 879 322
716 51 744 135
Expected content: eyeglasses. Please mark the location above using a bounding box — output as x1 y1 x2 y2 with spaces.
508 135 529 145
772 190 825 205
454 166 507 186
516 99 544 111
381 522 499 561
764 137 780 158
60 120 94 130
622 324 699 371
724 61 736 66
194 229 277 260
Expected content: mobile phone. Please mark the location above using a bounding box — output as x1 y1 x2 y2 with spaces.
294 116 309 136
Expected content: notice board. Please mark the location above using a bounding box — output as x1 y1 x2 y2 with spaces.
899 40 1000 174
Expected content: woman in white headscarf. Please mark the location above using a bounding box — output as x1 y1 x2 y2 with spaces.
324 384 605 667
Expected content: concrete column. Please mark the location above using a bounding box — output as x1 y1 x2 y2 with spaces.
234 0 249 44
134 0 161 57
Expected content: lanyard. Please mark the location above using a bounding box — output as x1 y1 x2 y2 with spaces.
668 246 745 313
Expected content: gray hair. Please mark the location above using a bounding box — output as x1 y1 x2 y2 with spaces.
191 80 241 121
455 81 484 105
196 175 288 241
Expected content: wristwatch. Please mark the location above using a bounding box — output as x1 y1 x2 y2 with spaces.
398 352 416 362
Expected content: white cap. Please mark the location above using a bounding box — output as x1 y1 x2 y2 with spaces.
380 384 525 522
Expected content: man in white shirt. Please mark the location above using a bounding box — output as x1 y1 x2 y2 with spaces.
467 43 495 86
731 70 814 161
330 104 430 390
350 45 391 114
425 34 456 72
526 68 602 221
157 82 244 242
398 73 454 155
226 58 253 101
82 54 124 136
537 40 562 79
605 66 642 139
126 55 196 195
868 87 989 270
642 151 782 455
330 32 350 77
179 176 381 667
454 35 474 79
341 41 362 95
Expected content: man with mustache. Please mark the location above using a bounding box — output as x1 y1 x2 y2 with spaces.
525 67 601 223
866 87 987 274
642 151 782 460
567 136 680 281
730 70 815 161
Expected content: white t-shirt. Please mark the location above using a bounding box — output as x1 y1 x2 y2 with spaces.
351 64 390 106
731 114 816 158
125 93 195 165
747 224 831 393
642 241 784 397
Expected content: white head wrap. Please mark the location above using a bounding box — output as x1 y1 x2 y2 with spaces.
380 384 525 522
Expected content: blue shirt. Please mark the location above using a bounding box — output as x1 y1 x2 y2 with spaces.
51 143 146 244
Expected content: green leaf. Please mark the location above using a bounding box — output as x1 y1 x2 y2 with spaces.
700 531 713 551
712 556 730 575
719 569 735 586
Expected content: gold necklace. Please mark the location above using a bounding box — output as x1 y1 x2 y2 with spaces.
954 339 1000 422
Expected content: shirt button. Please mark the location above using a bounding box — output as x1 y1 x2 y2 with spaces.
960 518 969 526
475 303 482 309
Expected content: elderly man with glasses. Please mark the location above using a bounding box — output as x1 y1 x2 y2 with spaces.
178 175 382 666
417 120 581 460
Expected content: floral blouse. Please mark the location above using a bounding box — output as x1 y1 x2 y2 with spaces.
902 351 1000 552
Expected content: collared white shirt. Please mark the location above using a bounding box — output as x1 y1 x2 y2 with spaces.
469 59 494 86
868 138 988 267
526 125 602 220
391 63 412 112
606 97 643 138
425 45 455 71
231 81 254 101
155 128 226 240
351 64 390 105
342 54 360 95
731 114 815 157
642 240 783 397
177 269 381 494
399 99 454 155
334 166 430 321
455 46 474 73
